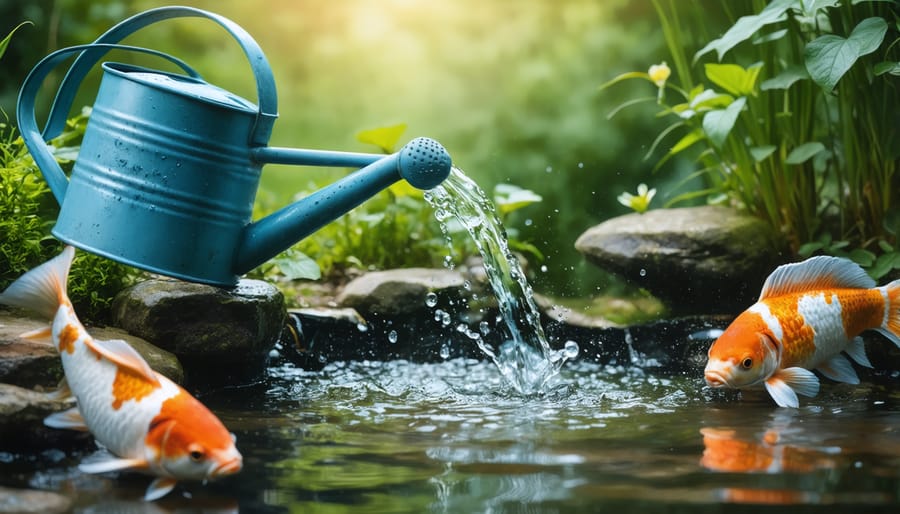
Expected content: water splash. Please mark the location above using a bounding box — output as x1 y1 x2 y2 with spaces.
425 168 578 394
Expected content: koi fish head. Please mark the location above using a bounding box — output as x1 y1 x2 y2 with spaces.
147 393 242 481
704 311 780 389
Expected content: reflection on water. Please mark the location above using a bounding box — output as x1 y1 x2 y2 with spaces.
2 358 899 512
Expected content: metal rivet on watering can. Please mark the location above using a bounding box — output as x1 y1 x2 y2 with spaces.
17 6 452 287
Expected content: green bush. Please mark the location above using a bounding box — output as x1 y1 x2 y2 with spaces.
0 109 138 323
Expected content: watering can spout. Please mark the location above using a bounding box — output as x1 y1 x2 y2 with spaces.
235 137 452 275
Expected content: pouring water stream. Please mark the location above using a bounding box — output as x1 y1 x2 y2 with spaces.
425 168 578 395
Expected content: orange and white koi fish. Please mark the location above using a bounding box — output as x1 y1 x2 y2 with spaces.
704 255 900 408
0 246 242 501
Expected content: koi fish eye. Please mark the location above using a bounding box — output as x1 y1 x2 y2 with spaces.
187 444 206 462
741 357 753 369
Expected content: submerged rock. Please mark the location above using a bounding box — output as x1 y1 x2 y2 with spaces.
111 278 285 390
0 486 72 514
575 206 786 315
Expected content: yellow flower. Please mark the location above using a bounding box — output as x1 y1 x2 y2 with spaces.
648 62 671 88
618 183 657 214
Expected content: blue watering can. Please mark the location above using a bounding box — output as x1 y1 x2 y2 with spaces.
17 6 452 287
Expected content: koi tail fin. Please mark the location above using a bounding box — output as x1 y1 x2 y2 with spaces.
0 246 75 319
876 279 900 349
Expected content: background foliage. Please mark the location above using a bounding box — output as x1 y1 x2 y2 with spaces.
1 0 681 300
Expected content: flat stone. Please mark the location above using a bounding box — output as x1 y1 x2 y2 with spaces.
337 268 468 318
575 206 786 314
0 312 182 387
0 383 90 451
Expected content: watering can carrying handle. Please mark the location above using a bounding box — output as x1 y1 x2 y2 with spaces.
17 43 204 203
42 6 278 145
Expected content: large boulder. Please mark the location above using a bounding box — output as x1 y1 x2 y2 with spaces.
575 206 786 315
111 278 285 390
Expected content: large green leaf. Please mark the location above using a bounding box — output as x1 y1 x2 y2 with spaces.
494 184 543 215
804 17 888 92
702 97 746 148
356 123 408 153
705 63 763 96
874 61 900 76
694 0 794 62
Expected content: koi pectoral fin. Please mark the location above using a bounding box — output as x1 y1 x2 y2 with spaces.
144 477 179 502
765 367 819 408
44 378 72 401
44 407 88 431
19 327 53 344
79 455 148 474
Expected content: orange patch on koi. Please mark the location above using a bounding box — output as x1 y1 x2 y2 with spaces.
111 367 157 410
57 323 80 354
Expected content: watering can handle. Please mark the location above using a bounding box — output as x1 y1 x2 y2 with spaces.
16 44 204 203
42 6 278 146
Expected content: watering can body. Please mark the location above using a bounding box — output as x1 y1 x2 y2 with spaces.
17 6 451 287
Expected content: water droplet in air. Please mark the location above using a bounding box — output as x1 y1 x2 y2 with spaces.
425 292 438 307
388 330 398 344
564 340 579 359
440 343 451 360
639 269 647 277
356 322 369 333
479 321 491 335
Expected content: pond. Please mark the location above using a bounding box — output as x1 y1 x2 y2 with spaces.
3 356 899 513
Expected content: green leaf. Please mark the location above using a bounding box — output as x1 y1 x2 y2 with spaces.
785 142 825 164
694 0 794 62
356 123 408 153
750 145 777 162
753 29 788 45
874 61 900 76
273 252 322 281
668 129 704 156
0 21 31 61
801 0 840 16
702 97 746 148
761 66 810 90
494 184 543 215
804 17 888 92
798 241 825 257
705 63 763 96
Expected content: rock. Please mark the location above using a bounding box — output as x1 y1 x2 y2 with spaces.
0 486 72 514
0 314 61 389
575 206 786 315
337 268 469 318
111 278 285 390
0 311 182 387
0 383 91 451
88 326 183 384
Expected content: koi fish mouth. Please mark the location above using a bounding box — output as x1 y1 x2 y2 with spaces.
704 370 729 388
211 456 243 477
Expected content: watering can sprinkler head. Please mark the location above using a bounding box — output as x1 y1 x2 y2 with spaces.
398 137 453 190
16 6 454 287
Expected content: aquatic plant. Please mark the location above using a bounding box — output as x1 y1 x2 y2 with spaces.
603 0 900 277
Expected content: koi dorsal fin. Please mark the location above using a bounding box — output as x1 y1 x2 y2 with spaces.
87 338 160 386
759 255 875 301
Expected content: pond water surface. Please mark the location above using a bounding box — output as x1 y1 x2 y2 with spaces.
4 356 899 513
